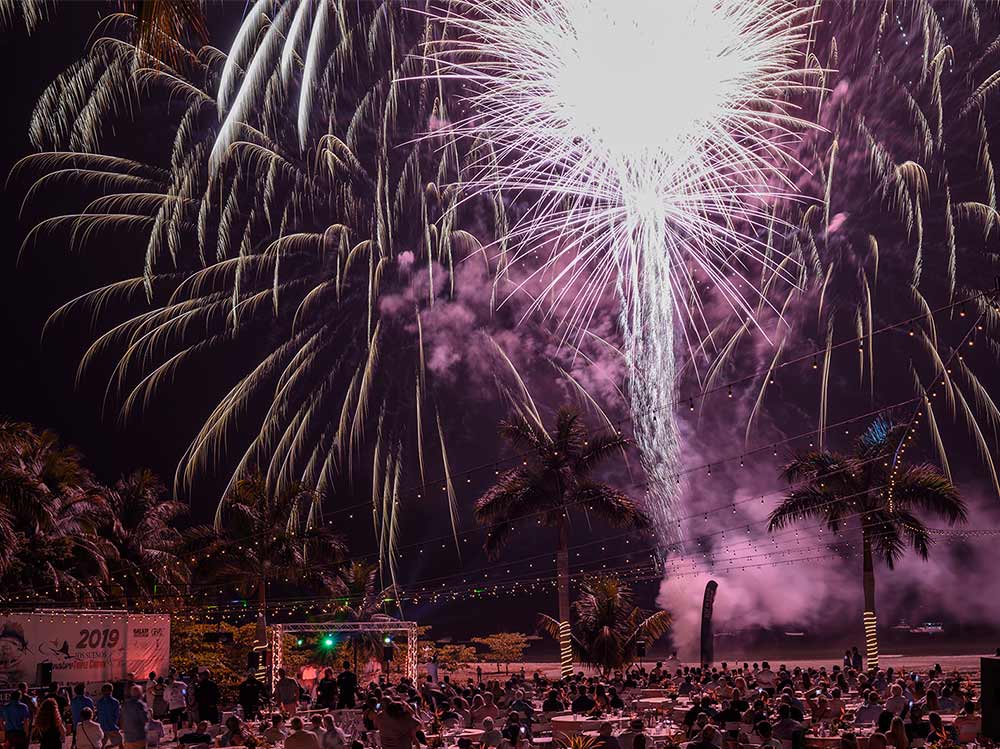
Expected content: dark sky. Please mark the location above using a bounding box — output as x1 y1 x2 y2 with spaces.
3 2 999 656
0 4 664 650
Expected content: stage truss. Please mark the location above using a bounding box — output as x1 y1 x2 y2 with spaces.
269 620 419 686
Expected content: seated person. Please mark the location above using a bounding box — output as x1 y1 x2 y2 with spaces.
868 733 889 749
178 721 213 746
262 714 288 743
854 692 883 725
755 721 782 749
685 725 722 749
904 706 931 742
285 717 321 749
500 713 526 745
952 702 980 744
481 717 503 748
592 722 622 749
772 705 804 742
542 691 565 713
619 720 646 749
571 689 596 714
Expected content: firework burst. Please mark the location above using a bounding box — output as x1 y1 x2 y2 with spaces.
13 3 626 590
703 0 1000 495
423 0 817 542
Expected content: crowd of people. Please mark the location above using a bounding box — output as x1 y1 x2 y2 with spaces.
0 653 990 749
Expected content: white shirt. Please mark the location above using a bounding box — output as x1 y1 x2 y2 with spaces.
165 683 187 711
76 720 105 749
757 670 777 689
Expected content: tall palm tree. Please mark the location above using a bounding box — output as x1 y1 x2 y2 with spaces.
475 407 649 678
194 472 349 644
101 469 191 606
541 576 671 675
768 416 967 668
332 561 393 671
0 420 114 602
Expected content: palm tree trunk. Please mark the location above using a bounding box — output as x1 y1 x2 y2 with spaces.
256 580 268 649
557 519 573 679
861 528 879 670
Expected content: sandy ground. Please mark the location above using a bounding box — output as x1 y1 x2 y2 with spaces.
451 653 993 680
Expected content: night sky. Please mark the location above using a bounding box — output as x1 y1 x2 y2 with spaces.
2 1 999 656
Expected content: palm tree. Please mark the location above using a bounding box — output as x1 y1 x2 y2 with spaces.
768 416 967 668
332 561 394 671
101 469 191 605
475 407 649 678
194 472 349 644
0 420 114 602
541 576 671 675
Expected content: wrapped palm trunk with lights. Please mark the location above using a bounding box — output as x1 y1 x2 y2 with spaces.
861 527 879 669
557 520 573 679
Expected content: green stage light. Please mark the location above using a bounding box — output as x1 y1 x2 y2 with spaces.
296 638 304 647
322 635 335 648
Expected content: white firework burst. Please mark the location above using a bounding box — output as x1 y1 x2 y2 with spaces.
423 0 818 543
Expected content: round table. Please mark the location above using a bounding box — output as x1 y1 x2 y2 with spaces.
426 729 486 741
637 698 673 709
550 715 631 736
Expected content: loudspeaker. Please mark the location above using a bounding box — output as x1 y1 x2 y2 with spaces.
384 645 395 662
247 651 260 671
983 656 1000 740
203 631 234 644
636 640 647 658
36 661 53 687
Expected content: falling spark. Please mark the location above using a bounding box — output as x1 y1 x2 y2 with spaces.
425 0 816 543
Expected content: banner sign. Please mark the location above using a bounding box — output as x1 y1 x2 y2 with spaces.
0 612 169 686
700 580 718 667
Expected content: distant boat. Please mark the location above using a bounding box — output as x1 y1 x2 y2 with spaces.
784 632 806 637
909 622 944 634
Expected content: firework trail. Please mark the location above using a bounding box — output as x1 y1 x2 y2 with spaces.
702 0 1000 495
11 2 630 588
424 0 816 543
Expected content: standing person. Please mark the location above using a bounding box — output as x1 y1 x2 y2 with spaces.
274 669 301 716
72 684 96 733
164 677 187 735
75 708 105 749
336 662 358 709
316 669 338 710
239 671 268 720
33 698 67 749
16 682 37 728
150 679 167 720
301 665 319 697
3 690 32 749
194 670 220 725
852 648 864 672
96 683 122 749
121 686 150 749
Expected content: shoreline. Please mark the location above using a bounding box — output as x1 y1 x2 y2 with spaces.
445 653 992 680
